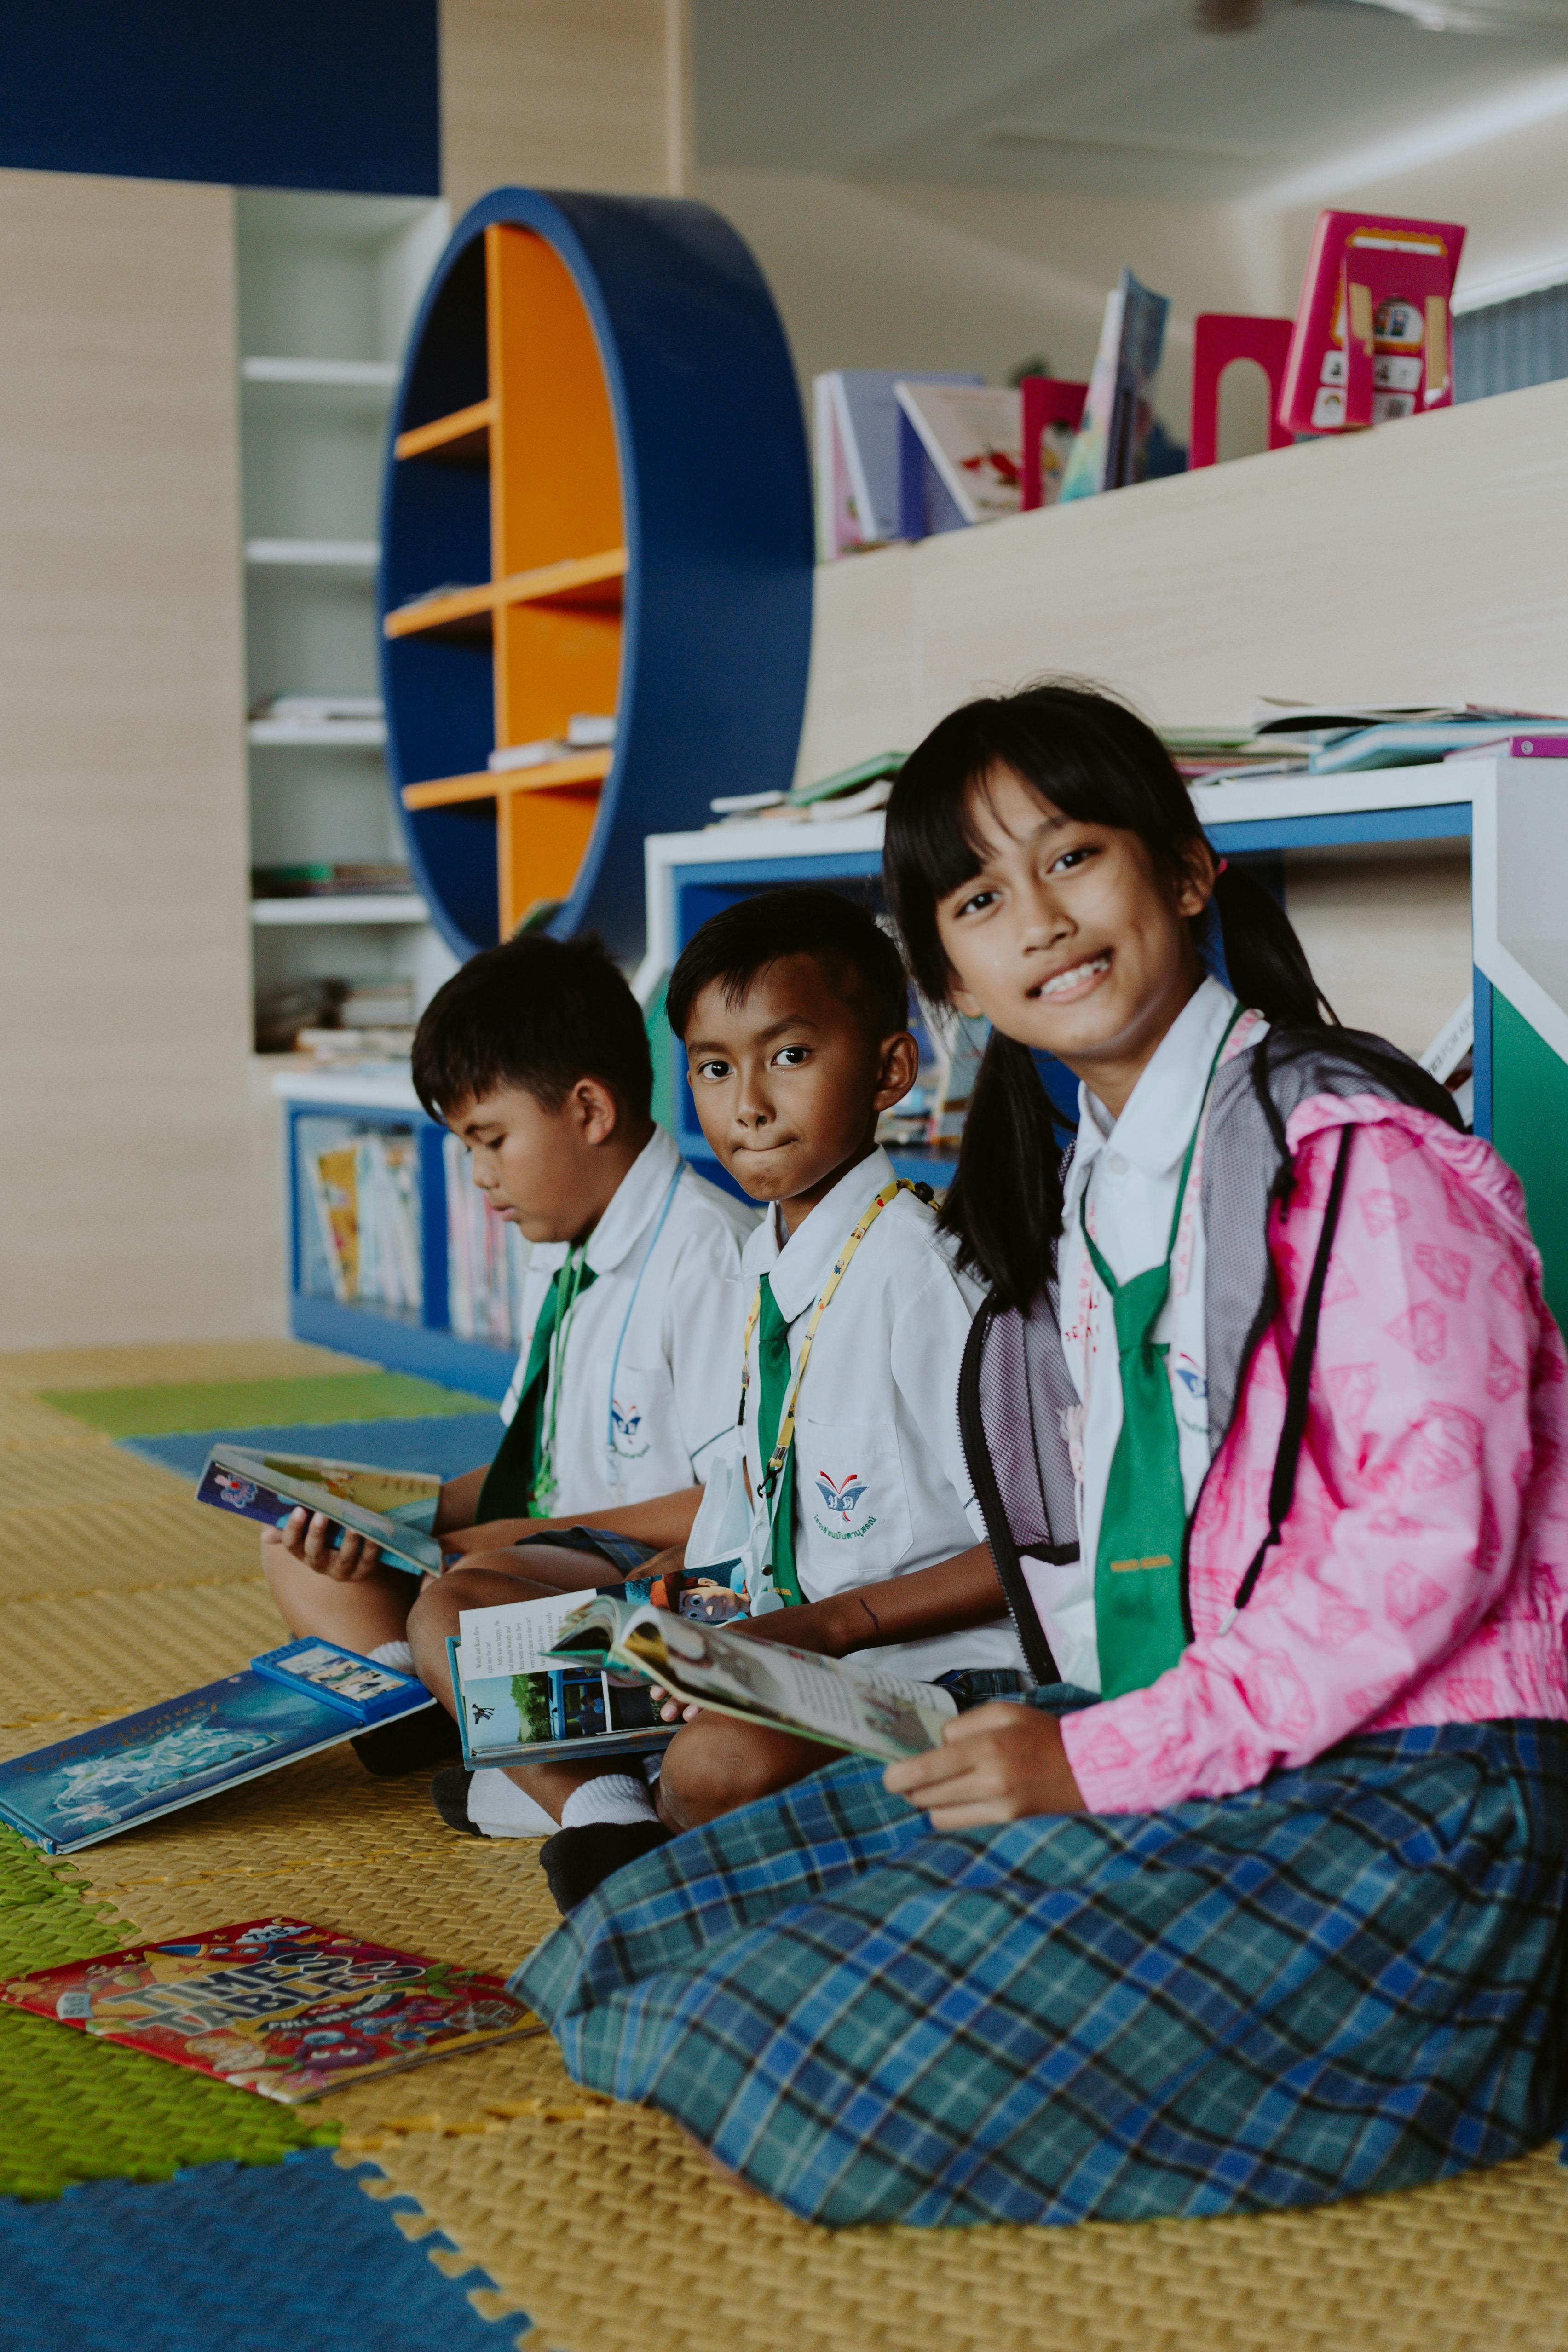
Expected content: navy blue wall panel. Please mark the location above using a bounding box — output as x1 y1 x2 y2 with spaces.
0 0 438 196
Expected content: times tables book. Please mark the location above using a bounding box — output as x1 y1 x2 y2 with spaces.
0 1918 541 2103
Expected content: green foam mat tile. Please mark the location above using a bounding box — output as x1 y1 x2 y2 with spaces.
0 1830 334 2200
38 1374 490 1441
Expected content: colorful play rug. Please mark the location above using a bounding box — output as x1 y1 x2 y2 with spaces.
0 1339 1565 2352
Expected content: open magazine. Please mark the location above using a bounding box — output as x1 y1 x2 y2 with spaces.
0 1640 437 1854
448 1591 671 1770
548 1597 958 1764
2 1917 539 2104
196 1445 444 1578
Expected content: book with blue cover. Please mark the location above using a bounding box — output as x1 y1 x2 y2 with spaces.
0 1640 437 1854
195 1445 444 1577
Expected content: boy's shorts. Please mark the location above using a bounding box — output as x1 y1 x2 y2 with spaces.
523 1525 659 1587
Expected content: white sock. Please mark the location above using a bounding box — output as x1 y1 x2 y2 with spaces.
468 1769 559 1837
559 1773 659 1829
368 1639 416 1672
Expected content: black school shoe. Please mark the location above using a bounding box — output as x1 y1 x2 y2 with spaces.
540 1822 673 1915
430 1766 479 1836
351 1706 462 1779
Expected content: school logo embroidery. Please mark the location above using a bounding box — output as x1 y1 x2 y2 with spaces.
610 1398 650 1459
812 1470 877 1542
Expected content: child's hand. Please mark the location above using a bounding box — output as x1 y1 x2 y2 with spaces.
266 1508 384 1581
882 1704 1086 1827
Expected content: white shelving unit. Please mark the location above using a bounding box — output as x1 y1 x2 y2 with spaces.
236 189 455 1050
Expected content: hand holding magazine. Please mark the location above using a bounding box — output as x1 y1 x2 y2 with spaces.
196 1445 444 1578
548 1596 958 1764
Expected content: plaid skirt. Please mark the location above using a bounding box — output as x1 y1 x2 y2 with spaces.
515 1705 1568 2229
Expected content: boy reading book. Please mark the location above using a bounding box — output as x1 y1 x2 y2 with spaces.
410 889 1027 1908
262 934 752 1794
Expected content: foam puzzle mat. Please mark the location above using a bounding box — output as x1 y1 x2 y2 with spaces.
0 1339 1565 2352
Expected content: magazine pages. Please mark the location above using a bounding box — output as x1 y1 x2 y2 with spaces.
450 1591 671 1770
549 1597 957 1765
196 1445 444 1578
1 1917 540 2104
0 1641 437 1855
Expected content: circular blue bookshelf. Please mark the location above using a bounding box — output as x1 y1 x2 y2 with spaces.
379 187 814 966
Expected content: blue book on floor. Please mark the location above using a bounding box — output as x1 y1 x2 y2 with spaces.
0 1640 437 1855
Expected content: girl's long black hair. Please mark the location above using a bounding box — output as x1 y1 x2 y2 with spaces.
884 680 1460 1308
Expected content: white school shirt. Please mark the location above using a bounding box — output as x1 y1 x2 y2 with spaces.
685 1146 1026 1683
1042 978 1265 1694
498 1124 754 1518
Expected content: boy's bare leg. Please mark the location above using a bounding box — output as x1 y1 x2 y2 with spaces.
259 1527 416 1653
408 1548 647 1825
655 1709 836 1833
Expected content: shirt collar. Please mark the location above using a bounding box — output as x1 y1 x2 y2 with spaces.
739 1146 895 1322
581 1124 685 1277
1064 976 1239 1206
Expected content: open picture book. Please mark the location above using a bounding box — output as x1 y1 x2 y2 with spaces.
0 1640 437 1854
1 1917 539 2104
448 1590 672 1770
196 1444 444 1577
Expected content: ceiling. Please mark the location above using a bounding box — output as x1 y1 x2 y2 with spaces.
693 0 1568 202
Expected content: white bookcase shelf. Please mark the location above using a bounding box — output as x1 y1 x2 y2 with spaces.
248 719 388 747
251 895 430 927
244 538 380 569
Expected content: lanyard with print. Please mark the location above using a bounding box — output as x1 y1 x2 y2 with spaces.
738 1176 928 1608
1078 1003 1243 1700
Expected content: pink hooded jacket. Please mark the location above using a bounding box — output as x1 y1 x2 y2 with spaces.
1059 1093 1568 1814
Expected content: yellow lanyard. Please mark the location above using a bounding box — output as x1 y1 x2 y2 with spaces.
740 1177 923 1503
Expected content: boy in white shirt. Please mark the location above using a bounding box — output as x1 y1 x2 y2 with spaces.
481 888 1027 1912
262 934 752 1795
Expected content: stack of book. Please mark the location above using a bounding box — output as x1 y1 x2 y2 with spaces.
444 1134 528 1345
251 861 413 899
306 1131 423 1314
1168 704 1568 791
709 752 906 829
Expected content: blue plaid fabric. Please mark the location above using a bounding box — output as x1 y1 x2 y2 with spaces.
517 1704 1568 2230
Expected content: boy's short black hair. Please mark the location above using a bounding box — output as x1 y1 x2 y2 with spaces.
666 886 909 1043
412 934 652 1122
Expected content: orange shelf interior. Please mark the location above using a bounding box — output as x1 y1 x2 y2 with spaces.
393 397 495 467
392 224 625 934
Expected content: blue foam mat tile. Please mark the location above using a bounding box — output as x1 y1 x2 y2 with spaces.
0 2148 525 2352
121 1415 501 1486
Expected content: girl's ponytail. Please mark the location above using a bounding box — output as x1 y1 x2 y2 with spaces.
1210 862 1337 1028
940 1033 1064 1309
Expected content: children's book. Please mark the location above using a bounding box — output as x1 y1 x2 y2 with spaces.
1058 270 1170 502
546 1596 958 1765
1279 209 1465 436
813 369 983 555
894 383 1024 530
195 1445 444 1578
0 1642 437 1854
448 1591 674 1770
1 1918 540 2103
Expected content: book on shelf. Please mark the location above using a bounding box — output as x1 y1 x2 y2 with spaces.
296 1026 417 1063
304 1129 422 1312
0 1640 437 1854
895 382 1025 533
1020 375 1089 508
448 1591 674 1770
543 1594 959 1764
1279 210 1465 436
196 1447 444 1578
1059 270 1170 502
566 712 616 748
2 1918 540 2104
444 1131 529 1345
813 369 982 558
1167 704 1566 790
251 862 412 899
708 751 907 827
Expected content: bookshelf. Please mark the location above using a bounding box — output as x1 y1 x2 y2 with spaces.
237 190 451 1052
379 187 813 964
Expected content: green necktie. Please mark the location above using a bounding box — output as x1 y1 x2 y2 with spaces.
476 1255 596 1523
754 1273 804 1606
1080 1008 1241 1701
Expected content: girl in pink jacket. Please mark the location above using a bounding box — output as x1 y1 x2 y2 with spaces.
518 681 1568 2230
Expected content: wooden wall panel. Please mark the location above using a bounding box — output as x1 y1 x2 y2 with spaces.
440 0 684 219
0 168 261 1347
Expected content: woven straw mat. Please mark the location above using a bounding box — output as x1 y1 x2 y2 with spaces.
6 1354 1568 2352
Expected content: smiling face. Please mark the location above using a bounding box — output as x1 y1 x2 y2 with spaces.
934 766 1214 1121
445 1077 647 1245
681 952 919 1232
